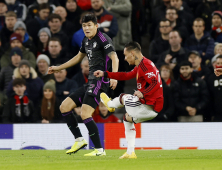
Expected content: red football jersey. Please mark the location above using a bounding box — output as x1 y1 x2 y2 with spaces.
106 57 164 112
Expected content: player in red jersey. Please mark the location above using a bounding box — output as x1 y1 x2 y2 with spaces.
94 41 164 159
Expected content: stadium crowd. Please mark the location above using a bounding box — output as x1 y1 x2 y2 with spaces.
0 0 222 123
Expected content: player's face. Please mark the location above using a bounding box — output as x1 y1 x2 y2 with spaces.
44 89 53 100
82 21 98 39
193 21 205 35
180 66 193 78
216 58 222 67
124 48 135 65
212 15 222 27
188 54 201 68
13 85 26 96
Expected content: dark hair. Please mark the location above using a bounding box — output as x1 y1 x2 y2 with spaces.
41 92 56 121
160 18 171 23
38 3 51 11
216 55 222 60
48 13 62 22
179 60 192 68
49 37 62 46
160 65 174 80
169 30 181 38
124 41 141 52
12 78 26 87
81 12 97 24
166 6 178 13
193 18 205 26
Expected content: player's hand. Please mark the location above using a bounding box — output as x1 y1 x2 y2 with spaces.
214 68 222 76
48 66 60 74
134 90 143 98
165 54 172 64
94 70 104 77
110 79 117 90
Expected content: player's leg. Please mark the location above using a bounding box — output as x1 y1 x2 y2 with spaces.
81 95 106 156
60 87 87 154
100 92 125 110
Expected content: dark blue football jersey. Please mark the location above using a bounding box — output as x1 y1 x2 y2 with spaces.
80 30 115 79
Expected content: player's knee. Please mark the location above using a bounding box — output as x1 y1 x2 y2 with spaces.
60 102 72 113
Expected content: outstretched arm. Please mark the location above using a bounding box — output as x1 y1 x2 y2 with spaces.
48 52 86 74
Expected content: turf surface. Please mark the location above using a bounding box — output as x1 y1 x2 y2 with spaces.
0 150 222 170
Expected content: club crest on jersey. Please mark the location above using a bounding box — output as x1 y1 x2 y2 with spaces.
93 42 97 48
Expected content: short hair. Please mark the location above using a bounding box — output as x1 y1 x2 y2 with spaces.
12 78 26 87
5 11 17 18
160 65 174 80
166 6 178 13
81 12 97 24
39 3 51 11
124 41 141 52
193 18 205 26
169 30 181 38
179 60 192 68
48 13 62 22
49 37 62 46
160 18 171 23
216 55 222 60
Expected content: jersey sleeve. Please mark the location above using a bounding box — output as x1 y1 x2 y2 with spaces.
79 37 86 53
105 67 137 80
140 64 162 96
99 33 115 56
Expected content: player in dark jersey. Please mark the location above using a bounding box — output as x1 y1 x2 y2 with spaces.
94 42 164 159
48 13 119 156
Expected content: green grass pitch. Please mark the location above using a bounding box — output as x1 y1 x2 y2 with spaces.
0 150 222 170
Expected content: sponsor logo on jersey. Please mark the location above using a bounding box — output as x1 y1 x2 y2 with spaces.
145 72 156 78
88 90 92 93
104 44 111 49
93 42 97 48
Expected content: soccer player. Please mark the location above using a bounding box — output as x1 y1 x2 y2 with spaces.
48 13 119 156
94 42 164 159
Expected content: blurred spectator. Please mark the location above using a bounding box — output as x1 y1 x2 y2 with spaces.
185 18 214 64
188 51 211 80
48 37 69 66
91 0 118 39
27 0 56 21
65 0 82 31
93 102 121 123
164 6 189 42
72 56 89 88
71 11 86 55
195 0 222 31
13 21 37 55
104 0 132 98
76 0 91 11
211 11 222 43
6 60 44 109
150 0 171 40
40 79 63 123
36 54 54 83
48 13 69 48
152 80 174 122
0 0 7 31
54 68 78 102
214 43 222 55
2 78 35 123
0 11 17 49
160 64 174 86
156 30 189 79
54 6 76 36
170 0 193 32
37 27 51 56
149 18 171 63
173 61 209 122
0 33 36 69
211 54 220 71
5 0 27 21
207 55 222 121
26 3 50 46
0 47 22 93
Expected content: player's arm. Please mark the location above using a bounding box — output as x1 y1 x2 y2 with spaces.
48 52 86 74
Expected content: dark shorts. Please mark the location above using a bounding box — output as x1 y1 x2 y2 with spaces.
69 78 109 109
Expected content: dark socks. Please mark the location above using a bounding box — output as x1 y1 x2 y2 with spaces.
83 117 102 148
62 111 83 139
